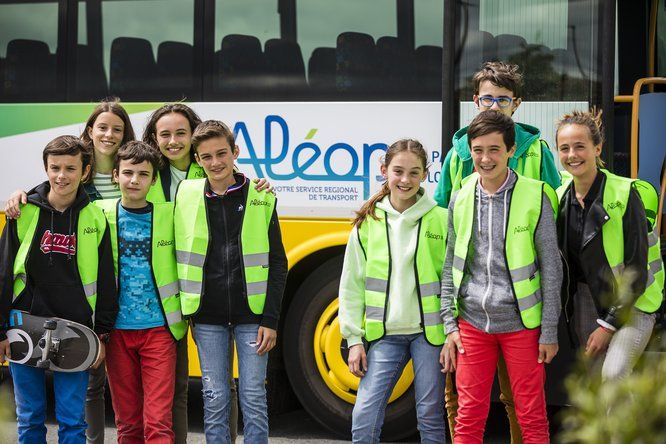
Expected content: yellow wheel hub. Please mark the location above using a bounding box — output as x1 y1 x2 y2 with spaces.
313 298 414 404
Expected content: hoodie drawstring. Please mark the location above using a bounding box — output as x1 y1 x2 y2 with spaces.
49 210 54 266
67 209 73 261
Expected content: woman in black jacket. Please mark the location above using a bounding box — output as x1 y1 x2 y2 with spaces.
555 109 663 380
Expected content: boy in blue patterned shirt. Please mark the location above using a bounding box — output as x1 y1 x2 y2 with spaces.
95 141 188 442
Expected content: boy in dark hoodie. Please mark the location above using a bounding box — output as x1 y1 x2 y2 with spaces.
435 61 561 443
0 135 117 444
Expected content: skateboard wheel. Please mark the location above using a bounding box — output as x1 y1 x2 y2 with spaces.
36 360 50 369
44 320 57 330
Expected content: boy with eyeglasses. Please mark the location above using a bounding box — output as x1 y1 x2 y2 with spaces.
434 61 560 208
435 61 560 443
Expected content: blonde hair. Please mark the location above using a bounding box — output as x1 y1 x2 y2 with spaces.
556 108 606 168
352 139 428 227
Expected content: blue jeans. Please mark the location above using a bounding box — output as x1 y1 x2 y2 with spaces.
352 334 446 444
193 323 269 444
9 363 89 444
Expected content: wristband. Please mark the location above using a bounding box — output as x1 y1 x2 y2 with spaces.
600 326 614 334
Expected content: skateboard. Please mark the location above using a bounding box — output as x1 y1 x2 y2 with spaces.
6 310 100 372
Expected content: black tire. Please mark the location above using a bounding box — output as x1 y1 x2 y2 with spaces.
283 256 417 441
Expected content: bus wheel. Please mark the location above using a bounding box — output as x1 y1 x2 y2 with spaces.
283 256 417 441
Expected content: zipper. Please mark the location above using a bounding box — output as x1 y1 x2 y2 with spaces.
412 219 427 341
221 196 232 327
561 250 571 324
481 194 492 332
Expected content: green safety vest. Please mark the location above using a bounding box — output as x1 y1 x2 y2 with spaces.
452 173 558 329
174 179 275 316
358 207 448 345
13 203 107 321
449 138 543 195
558 170 664 313
146 163 206 203
95 199 188 340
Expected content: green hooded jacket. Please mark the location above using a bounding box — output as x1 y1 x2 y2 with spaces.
433 122 561 208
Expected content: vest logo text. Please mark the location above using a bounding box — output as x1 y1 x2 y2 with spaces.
83 227 98 235
157 240 174 247
425 230 444 241
524 151 538 157
513 225 529 234
606 201 624 211
250 199 269 207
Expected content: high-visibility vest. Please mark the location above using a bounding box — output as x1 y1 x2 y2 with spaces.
558 170 664 313
146 163 206 203
13 203 107 323
452 173 557 329
174 179 275 316
358 206 448 345
449 138 543 194
95 199 187 340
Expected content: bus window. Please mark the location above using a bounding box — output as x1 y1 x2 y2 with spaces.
415 0 445 99
0 1 60 102
210 0 282 100
298 0 398 100
74 0 197 102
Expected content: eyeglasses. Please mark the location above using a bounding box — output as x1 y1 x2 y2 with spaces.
478 96 515 108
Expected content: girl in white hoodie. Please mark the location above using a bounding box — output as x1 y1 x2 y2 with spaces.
339 139 448 444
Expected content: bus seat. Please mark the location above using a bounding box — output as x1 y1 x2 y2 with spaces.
336 32 377 96
264 38 307 96
457 30 497 94
415 45 442 97
638 92 666 194
110 37 159 100
74 44 108 100
495 34 527 63
216 34 267 97
4 39 56 100
376 36 416 96
308 47 336 96
157 41 195 100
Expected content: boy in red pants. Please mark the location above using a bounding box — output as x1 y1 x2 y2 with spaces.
440 110 562 443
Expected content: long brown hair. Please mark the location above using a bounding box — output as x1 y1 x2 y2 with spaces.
80 97 136 182
142 103 202 164
352 139 428 227
555 108 606 168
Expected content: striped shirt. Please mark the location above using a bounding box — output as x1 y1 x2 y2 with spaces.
93 172 121 200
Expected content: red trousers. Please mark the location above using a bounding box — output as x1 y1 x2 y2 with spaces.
106 327 177 444
454 319 549 444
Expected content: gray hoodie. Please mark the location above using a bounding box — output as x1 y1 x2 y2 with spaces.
440 170 562 344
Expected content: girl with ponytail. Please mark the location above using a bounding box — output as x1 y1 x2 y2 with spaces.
339 139 448 443
556 108 662 381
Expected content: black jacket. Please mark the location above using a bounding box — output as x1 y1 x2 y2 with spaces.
558 171 649 330
192 175 287 330
0 182 118 341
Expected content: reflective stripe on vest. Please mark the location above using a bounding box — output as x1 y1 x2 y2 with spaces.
13 203 106 321
453 173 546 329
146 163 207 203
95 199 187 340
359 206 448 346
174 179 274 316
449 138 543 195
557 170 664 313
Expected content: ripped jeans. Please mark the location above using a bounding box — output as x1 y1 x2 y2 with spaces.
193 323 268 444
